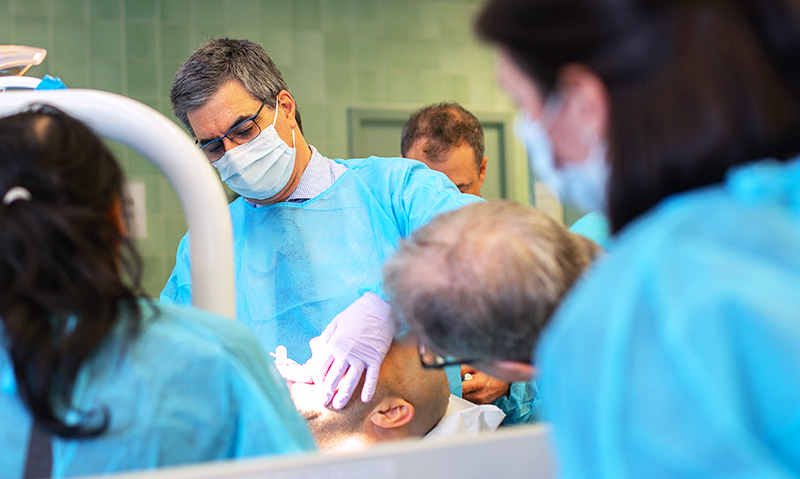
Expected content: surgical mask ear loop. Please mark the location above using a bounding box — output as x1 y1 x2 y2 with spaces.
271 97 296 148
271 97 280 128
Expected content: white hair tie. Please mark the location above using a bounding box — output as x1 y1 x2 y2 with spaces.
3 186 32 206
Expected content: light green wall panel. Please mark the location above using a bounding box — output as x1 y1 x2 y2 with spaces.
1 0 528 296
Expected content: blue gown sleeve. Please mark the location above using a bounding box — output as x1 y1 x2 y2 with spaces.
383 159 485 237
569 211 611 249
141 304 317 460
359 158 484 298
493 379 544 425
536 181 800 477
159 233 192 305
192 313 317 456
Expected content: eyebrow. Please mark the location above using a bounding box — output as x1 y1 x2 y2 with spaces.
197 114 252 146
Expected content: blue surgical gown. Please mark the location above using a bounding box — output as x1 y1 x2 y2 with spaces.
161 157 481 362
569 211 611 248
0 299 315 478
536 157 800 478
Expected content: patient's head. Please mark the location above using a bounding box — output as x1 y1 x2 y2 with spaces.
289 340 449 452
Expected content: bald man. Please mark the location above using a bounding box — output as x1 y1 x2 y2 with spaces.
277 339 503 452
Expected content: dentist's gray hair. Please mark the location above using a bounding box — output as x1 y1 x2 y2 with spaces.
170 38 302 136
384 201 600 364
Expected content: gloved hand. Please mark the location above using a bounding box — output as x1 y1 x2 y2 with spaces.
271 345 313 384
308 292 394 409
461 364 511 405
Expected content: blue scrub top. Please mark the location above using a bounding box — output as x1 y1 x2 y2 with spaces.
0 300 315 478
569 211 611 248
161 156 481 362
537 157 800 478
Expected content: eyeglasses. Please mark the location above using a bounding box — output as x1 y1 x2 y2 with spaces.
198 100 267 162
418 343 478 369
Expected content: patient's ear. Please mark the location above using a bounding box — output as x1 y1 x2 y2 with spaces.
369 398 415 430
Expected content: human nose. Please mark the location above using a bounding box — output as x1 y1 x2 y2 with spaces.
220 136 239 151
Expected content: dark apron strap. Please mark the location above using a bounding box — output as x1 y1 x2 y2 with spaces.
23 421 52 479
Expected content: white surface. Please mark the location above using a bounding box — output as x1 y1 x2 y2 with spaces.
425 395 505 440
0 86 235 318
78 424 555 479
0 75 42 90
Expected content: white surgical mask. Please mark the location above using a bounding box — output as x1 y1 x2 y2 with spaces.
212 99 296 200
515 96 610 214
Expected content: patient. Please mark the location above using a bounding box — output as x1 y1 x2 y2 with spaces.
277 338 503 452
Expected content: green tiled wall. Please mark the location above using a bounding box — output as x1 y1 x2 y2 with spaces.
0 0 519 297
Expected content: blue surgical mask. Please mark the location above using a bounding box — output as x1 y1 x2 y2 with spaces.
212 99 296 200
516 106 609 214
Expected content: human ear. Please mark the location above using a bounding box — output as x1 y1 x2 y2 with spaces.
477 156 488 187
369 398 415 429
276 90 298 130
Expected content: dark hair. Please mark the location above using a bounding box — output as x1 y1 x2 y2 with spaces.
0 106 144 438
384 201 600 364
478 0 800 233
401 103 485 169
170 38 303 136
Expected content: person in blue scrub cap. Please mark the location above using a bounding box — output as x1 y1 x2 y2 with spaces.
0 107 314 478
478 0 800 476
162 39 481 411
384 201 602 426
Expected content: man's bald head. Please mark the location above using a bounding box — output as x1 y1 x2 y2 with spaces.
290 340 450 452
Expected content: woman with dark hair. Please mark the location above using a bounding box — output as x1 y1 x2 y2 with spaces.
477 0 800 476
0 106 314 478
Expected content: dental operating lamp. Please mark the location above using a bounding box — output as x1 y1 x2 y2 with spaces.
0 69 236 319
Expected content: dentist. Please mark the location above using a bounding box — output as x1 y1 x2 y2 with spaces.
161 38 480 409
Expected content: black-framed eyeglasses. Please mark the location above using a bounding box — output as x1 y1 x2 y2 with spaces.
418 343 478 369
198 100 267 162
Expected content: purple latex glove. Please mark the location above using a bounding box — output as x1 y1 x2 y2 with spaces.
309 292 394 409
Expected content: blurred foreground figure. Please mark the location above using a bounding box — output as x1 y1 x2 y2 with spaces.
0 107 313 478
478 0 800 476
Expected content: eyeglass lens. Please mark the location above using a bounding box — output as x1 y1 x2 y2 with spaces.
201 119 262 161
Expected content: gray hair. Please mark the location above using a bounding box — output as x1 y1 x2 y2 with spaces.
384 201 601 364
169 38 302 136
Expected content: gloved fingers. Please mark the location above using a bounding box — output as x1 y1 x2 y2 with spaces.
332 361 367 409
309 352 335 386
309 336 323 354
320 357 350 406
318 319 337 344
271 345 289 363
276 361 314 384
270 346 313 383
361 365 381 403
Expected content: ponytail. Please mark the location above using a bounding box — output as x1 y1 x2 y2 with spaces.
0 106 144 438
